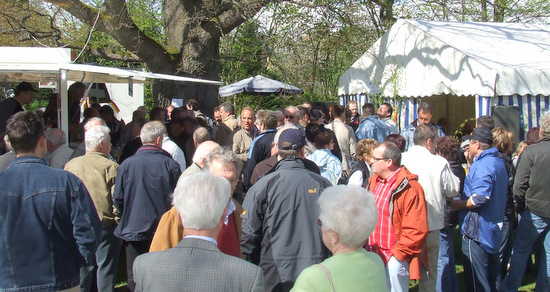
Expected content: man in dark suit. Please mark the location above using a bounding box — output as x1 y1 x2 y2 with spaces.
133 171 264 292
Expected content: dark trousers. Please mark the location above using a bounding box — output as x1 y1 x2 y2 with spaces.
125 240 152 292
462 235 501 292
80 224 122 292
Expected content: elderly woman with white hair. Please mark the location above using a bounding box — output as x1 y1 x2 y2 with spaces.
292 185 388 292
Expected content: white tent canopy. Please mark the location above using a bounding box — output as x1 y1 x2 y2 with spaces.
219 75 303 97
339 19 550 98
0 47 221 137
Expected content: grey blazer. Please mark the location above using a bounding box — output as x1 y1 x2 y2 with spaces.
134 238 264 292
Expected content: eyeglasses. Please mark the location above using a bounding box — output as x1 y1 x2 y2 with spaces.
372 156 388 162
317 219 322 226
285 115 294 119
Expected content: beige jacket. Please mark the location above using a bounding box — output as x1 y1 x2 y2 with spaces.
216 115 239 147
232 128 256 162
64 151 119 227
327 119 357 173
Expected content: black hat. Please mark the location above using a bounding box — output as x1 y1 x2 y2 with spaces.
278 129 305 150
470 127 493 144
309 109 323 121
15 82 36 95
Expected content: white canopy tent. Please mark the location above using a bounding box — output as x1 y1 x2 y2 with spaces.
339 19 550 136
0 47 221 137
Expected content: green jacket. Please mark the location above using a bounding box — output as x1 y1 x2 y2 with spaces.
65 151 119 227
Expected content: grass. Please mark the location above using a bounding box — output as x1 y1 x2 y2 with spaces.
407 227 539 292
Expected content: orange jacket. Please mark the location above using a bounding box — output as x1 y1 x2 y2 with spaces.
149 198 244 258
368 166 429 280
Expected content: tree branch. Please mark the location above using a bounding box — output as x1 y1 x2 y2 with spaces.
44 0 173 72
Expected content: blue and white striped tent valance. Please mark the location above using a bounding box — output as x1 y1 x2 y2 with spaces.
341 94 550 139
477 94 550 134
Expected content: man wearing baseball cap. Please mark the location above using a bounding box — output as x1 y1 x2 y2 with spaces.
0 82 36 154
241 128 332 291
452 127 508 291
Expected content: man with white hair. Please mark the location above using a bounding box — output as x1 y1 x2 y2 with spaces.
65 125 122 292
70 117 106 159
45 128 74 169
284 106 300 128
113 121 182 291
150 147 244 257
134 172 264 291
181 140 220 176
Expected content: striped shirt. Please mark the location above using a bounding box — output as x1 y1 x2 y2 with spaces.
367 168 401 265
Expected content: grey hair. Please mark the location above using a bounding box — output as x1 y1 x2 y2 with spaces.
45 128 66 147
140 121 165 144
192 141 220 164
413 123 438 146
220 102 235 115
417 102 433 114
540 112 550 138
173 171 231 230
203 147 239 173
380 141 402 166
318 185 378 249
193 127 210 144
285 105 298 115
85 125 110 151
83 117 105 132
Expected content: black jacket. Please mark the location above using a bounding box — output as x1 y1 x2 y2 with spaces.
242 130 276 192
514 137 550 217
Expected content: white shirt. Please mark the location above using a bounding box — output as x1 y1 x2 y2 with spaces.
162 137 187 172
347 161 371 187
401 145 460 231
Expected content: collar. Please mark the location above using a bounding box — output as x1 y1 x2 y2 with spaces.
136 145 172 158
11 156 47 166
376 167 401 184
225 200 236 225
242 127 259 137
222 115 236 123
184 235 218 246
85 150 109 159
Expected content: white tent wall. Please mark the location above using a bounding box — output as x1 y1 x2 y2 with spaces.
339 20 550 138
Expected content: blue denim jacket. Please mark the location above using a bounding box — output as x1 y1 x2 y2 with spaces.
0 156 102 291
355 115 390 142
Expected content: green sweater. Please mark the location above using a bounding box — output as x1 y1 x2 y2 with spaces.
292 249 388 292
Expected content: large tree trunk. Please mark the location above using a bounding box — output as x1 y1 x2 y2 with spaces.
44 0 268 116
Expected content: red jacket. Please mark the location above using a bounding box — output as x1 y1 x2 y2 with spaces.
368 166 429 280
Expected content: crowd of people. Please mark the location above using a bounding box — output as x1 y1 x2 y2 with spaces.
0 81 549 292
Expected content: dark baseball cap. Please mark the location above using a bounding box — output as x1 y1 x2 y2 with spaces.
15 82 37 94
278 129 305 150
470 127 493 144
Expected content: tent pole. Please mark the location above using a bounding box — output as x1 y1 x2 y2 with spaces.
58 69 69 142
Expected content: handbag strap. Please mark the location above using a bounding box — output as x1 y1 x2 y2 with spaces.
314 263 335 292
